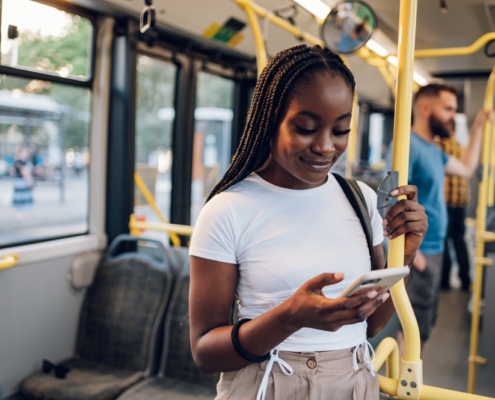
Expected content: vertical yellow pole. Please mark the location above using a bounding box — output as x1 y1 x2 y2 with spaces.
389 0 421 360
387 0 423 398
468 66 495 394
339 55 358 179
235 0 268 76
134 173 181 247
487 121 495 207
346 97 359 178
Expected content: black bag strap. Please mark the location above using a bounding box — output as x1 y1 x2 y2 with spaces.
332 173 374 267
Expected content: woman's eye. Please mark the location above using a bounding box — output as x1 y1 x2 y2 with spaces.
333 129 351 136
295 125 317 134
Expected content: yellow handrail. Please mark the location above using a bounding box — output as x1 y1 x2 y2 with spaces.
378 375 494 400
133 172 181 247
0 254 19 270
345 96 359 179
468 64 495 394
387 1 424 398
129 216 194 236
373 337 399 380
235 0 267 76
488 120 495 207
414 32 495 58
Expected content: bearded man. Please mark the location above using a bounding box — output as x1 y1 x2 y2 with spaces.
386 83 490 350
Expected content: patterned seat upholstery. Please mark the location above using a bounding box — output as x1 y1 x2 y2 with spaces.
118 262 218 400
21 239 173 400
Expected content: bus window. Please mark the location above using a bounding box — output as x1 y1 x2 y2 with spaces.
134 55 177 231
0 75 91 247
190 72 235 224
0 0 93 79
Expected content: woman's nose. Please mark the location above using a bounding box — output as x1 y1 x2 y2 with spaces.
311 132 335 154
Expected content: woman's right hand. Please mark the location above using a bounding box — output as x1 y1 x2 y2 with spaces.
283 272 390 332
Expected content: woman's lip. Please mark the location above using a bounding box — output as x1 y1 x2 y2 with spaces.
301 158 332 170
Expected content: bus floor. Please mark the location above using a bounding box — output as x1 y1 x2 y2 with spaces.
421 288 495 397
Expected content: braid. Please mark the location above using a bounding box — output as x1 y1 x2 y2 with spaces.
206 44 355 202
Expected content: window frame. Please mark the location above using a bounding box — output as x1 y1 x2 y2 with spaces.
0 0 102 252
134 41 251 228
133 46 182 225
0 0 97 86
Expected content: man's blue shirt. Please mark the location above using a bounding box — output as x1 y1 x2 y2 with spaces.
386 132 449 254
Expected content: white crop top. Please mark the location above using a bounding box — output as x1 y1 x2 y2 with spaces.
189 173 384 351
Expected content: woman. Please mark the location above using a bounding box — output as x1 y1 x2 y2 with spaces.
12 147 34 209
189 45 427 400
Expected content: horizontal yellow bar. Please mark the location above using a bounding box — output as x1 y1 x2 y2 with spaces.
420 384 494 400
415 32 495 58
474 257 493 267
0 254 19 271
130 221 194 236
469 355 488 365
378 376 398 397
379 376 495 399
480 231 495 242
234 0 324 47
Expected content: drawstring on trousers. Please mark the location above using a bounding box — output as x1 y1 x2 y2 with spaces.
256 348 293 400
352 341 376 377
256 342 375 400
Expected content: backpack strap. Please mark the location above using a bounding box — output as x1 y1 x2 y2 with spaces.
332 173 374 267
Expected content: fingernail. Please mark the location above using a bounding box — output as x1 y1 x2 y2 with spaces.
382 219 388 226
367 291 378 299
334 273 344 279
391 189 399 196
381 293 390 302
383 231 389 237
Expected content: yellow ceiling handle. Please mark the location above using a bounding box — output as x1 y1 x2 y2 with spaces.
0 254 20 271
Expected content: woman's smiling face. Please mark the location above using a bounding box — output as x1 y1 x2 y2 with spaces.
259 71 354 190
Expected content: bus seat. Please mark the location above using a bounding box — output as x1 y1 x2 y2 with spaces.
20 235 174 400
117 261 218 400
107 234 187 277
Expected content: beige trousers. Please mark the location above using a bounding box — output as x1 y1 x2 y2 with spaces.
215 347 379 400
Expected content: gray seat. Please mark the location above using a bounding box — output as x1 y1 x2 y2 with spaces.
21 235 174 400
117 261 219 400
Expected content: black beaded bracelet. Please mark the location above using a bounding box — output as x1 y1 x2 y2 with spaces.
231 319 271 363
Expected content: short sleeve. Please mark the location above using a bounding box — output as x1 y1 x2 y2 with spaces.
189 194 238 264
357 181 384 246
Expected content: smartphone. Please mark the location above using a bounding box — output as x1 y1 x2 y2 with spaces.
336 267 410 298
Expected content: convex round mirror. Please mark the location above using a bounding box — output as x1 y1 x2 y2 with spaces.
321 1 377 54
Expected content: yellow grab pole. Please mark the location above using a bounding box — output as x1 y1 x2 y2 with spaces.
468 65 495 394
415 32 495 58
130 220 194 236
379 377 494 400
134 172 181 247
389 0 420 356
373 337 400 380
234 0 324 48
488 120 495 207
234 0 268 75
341 53 358 179
387 0 423 398
345 96 359 178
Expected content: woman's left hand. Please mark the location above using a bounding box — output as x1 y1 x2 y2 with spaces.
382 185 428 265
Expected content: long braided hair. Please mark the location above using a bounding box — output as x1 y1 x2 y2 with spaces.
207 44 355 202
